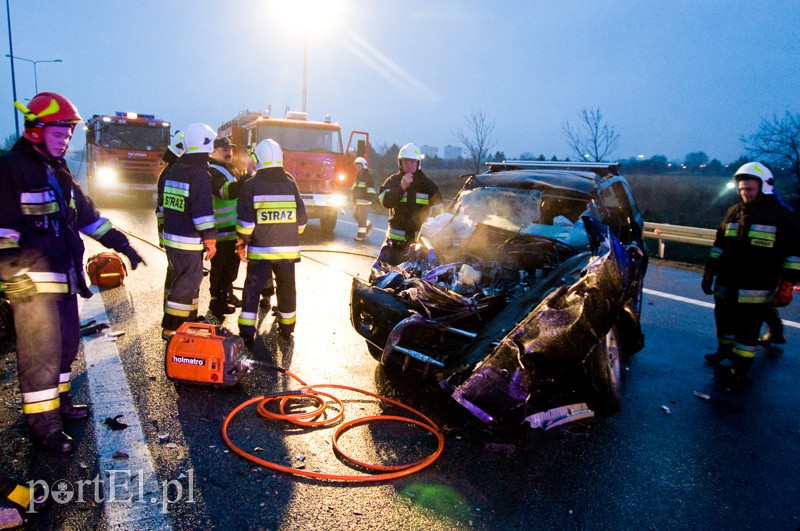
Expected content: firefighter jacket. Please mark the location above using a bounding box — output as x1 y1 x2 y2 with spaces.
705 193 800 304
0 137 131 297
236 167 308 262
351 168 376 206
210 158 247 242
159 153 217 251
378 169 443 241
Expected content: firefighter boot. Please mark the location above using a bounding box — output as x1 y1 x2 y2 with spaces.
719 357 753 388
60 393 89 422
27 411 73 454
704 343 733 366
210 292 236 320
279 322 295 340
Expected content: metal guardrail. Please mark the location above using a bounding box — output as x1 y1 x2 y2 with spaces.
643 222 716 259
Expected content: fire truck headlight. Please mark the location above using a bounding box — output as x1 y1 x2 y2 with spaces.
328 194 347 207
337 172 347 182
96 166 118 183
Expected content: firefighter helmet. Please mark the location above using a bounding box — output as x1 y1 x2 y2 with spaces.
398 143 422 169
16 92 82 143
734 162 774 195
354 156 368 169
183 123 217 154
255 139 283 170
168 132 185 157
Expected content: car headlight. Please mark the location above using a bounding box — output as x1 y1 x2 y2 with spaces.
96 166 118 183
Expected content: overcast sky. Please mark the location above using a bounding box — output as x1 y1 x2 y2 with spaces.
2 1 799 163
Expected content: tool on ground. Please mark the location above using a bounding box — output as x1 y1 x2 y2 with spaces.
85 251 127 288
165 322 249 386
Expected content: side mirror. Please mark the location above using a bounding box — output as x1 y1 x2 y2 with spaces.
356 139 366 157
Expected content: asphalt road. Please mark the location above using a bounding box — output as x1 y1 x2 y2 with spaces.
1 197 799 530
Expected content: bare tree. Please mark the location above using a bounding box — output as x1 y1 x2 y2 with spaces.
453 109 496 174
740 111 800 188
562 108 620 162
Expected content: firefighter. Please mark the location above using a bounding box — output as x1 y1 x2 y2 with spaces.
160 123 217 339
236 139 307 345
208 137 248 319
375 143 443 266
0 92 145 453
702 162 800 385
351 156 376 241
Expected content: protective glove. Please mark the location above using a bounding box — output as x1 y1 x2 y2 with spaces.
120 244 146 270
773 280 795 307
236 239 249 263
701 271 714 295
204 239 217 261
2 274 37 303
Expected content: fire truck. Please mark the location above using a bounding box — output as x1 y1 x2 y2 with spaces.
218 109 369 233
84 112 171 202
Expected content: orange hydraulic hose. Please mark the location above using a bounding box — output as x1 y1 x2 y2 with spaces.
221 368 445 482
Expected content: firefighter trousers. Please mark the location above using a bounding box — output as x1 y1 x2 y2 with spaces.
238 260 296 340
209 239 240 306
162 248 203 331
10 294 79 438
375 234 412 267
353 205 371 239
714 300 767 372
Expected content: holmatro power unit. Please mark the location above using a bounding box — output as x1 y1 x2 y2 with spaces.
165 323 249 387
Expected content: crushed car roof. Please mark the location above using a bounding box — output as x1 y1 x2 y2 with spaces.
469 169 599 197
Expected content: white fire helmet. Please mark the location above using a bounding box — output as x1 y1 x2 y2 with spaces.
398 142 422 169
168 132 185 157
183 123 217 154
734 162 774 195
255 139 283 170
354 156 368 169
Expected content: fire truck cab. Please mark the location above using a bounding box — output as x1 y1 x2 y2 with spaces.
218 109 369 233
85 112 171 202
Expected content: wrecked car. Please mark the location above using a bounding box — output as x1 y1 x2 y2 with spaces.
350 161 648 426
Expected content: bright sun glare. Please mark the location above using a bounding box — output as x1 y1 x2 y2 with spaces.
271 0 342 32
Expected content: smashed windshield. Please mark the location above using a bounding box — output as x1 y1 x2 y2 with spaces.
256 124 343 154
96 124 169 151
422 187 595 247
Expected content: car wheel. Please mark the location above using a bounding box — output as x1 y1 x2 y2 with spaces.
587 324 623 415
320 210 337 234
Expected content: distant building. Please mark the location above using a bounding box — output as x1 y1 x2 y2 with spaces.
420 144 439 159
444 145 462 160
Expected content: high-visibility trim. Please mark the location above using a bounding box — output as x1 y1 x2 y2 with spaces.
22 397 60 414
277 311 296 325
237 221 255 236
732 342 757 359
737 289 773 304
709 247 722 259
357 227 367 235
58 381 70 393
21 387 61 414
784 256 800 271
723 222 738 238
162 232 203 251
8 484 31 508
298 224 306 234
164 180 190 196
748 224 776 237
356 199 372 206
164 299 197 317
366 187 376 195
254 200 297 209
718 336 735 346
216 229 238 241
388 227 407 241
81 217 112 239
238 312 257 326
247 245 301 261
379 190 389 206
27 271 69 293
59 372 71 384
193 215 216 232
0 228 21 247
416 193 430 205
355 182 367 188
254 194 295 203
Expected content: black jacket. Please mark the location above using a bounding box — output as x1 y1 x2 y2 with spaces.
378 169 442 235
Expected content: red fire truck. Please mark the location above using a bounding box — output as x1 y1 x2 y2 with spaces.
218 109 369 233
84 112 171 202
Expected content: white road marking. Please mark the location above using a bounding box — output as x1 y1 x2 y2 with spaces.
80 287 173 529
644 287 800 329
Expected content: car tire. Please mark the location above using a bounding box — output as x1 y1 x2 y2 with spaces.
320 210 338 234
587 324 623 415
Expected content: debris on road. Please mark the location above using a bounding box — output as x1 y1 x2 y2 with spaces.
104 415 128 430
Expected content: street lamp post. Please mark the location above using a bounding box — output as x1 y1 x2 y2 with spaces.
5 54 63 94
